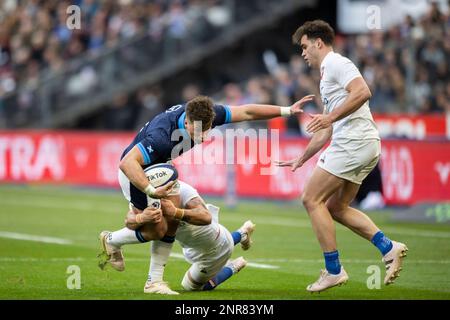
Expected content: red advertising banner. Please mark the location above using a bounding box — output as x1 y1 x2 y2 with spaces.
173 142 227 196
373 114 449 140
380 141 450 205
234 138 319 199
296 113 449 140
0 131 449 205
0 131 131 186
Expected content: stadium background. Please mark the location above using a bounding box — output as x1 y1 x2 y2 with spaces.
0 0 450 300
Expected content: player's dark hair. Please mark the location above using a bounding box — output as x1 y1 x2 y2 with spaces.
185 95 216 131
292 20 335 46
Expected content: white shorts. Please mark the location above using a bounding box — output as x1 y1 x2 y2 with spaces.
318 139 381 185
118 169 180 210
183 225 234 283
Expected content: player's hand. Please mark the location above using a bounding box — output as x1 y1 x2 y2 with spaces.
152 181 176 199
160 198 177 217
274 157 304 172
306 114 333 133
141 207 163 224
290 95 315 115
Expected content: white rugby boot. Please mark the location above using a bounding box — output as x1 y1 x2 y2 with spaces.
382 241 408 285
98 231 125 272
238 220 256 251
306 267 349 293
228 256 248 274
144 281 179 295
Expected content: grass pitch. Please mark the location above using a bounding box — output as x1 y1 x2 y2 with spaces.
0 185 449 300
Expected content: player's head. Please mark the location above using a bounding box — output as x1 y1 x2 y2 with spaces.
185 95 216 143
292 20 335 68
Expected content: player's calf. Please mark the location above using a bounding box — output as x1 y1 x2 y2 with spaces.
181 271 205 291
202 257 248 291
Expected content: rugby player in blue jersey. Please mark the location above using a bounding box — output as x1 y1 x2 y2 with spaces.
98 95 313 292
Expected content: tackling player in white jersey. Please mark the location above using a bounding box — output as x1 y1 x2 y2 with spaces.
98 95 313 280
276 20 408 293
128 181 255 295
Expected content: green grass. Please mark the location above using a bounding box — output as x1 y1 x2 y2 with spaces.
1 184 450 300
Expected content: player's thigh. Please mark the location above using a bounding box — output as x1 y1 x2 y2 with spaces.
185 239 233 286
326 180 361 214
302 166 345 205
118 169 148 210
187 254 230 284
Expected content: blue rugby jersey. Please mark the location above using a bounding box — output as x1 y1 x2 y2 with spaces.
121 103 232 168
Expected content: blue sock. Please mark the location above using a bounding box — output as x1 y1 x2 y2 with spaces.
202 267 234 291
231 231 241 245
371 231 393 255
324 251 341 275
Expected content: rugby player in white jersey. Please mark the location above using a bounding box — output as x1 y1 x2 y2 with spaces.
276 20 408 293
126 181 255 295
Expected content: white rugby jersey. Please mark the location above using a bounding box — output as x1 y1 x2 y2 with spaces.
319 52 380 142
175 181 228 255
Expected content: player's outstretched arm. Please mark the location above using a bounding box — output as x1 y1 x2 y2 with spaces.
229 94 315 122
161 198 212 225
275 126 332 172
119 146 175 199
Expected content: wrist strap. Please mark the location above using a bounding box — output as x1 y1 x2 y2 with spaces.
144 184 156 196
174 208 185 220
280 106 292 117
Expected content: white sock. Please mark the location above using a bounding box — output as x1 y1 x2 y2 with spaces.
148 240 174 282
107 228 141 248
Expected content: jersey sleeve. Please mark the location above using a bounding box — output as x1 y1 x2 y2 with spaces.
332 57 363 89
179 181 200 208
211 104 232 128
136 135 169 166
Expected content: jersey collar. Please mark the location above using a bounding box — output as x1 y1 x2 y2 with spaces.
177 112 192 141
178 112 186 129
320 51 335 69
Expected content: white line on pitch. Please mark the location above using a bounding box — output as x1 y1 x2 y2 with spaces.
250 258 450 264
2 197 450 239
0 231 73 245
1 256 450 265
0 256 280 269
169 252 280 269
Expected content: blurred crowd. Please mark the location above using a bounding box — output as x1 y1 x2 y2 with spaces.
0 0 234 98
0 1 448 131
216 2 450 115
135 2 450 133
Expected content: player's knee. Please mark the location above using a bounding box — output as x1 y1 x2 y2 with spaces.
181 273 202 291
301 193 318 212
